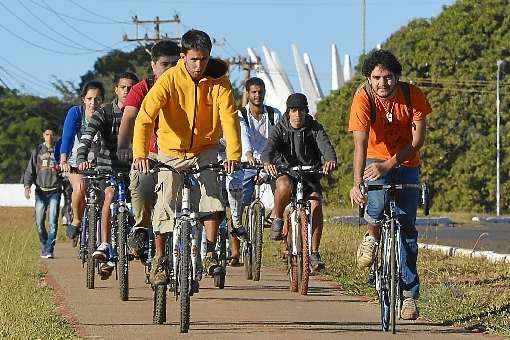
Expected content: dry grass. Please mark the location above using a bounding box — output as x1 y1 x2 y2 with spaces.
0 207 75 339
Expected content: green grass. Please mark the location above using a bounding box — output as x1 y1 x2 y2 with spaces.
263 213 510 337
0 208 75 339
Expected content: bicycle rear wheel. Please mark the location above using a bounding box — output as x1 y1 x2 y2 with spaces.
86 206 97 289
251 203 264 281
215 226 227 289
179 221 191 333
390 219 397 334
117 210 130 301
298 209 310 295
153 284 167 324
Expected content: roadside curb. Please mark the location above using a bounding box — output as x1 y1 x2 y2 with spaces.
41 264 87 338
418 243 510 264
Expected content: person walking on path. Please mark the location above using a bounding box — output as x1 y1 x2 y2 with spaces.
23 128 62 258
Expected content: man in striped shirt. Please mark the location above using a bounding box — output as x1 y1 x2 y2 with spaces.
77 71 138 278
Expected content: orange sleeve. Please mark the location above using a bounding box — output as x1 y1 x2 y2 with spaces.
410 85 432 121
348 88 372 132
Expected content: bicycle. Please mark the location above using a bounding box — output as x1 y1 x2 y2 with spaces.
80 169 133 298
241 164 268 281
362 182 429 333
280 165 323 296
80 169 110 289
150 160 226 333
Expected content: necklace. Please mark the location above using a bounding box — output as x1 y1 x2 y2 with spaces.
377 97 395 123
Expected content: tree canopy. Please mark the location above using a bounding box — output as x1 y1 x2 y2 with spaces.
318 0 510 213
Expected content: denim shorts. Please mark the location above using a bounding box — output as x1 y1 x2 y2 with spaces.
364 160 420 232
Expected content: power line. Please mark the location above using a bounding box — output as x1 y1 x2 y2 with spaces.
66 0 130 24
0 66 45 96
0 62 55 93
17 0 101 52
0 0 94 51
0 21 92 55
28 0 128 25
36 0 116 50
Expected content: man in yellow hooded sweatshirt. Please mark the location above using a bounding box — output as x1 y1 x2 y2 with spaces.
132 29 241 285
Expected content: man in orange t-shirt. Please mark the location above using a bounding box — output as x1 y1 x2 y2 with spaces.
348 50 431 321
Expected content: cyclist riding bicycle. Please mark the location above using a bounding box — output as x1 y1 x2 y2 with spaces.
116 40 181 260
262 93 337 272
348 50 431 320
132 29 241 285
226 76 282 265
77 71 139 278
58 81 105 245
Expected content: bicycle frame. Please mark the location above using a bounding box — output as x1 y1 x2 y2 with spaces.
172 173 203 285
288 167 313 258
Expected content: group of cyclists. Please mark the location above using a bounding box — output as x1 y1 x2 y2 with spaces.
25 28 431 324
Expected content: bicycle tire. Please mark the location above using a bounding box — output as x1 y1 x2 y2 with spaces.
179 221 191 333
286 211 299 292
243 243 253 280
86 206 96 289
298 209 310 295
217 227 227 289
153 284 167 324
251 203 264 281
379 231 390 331
390 219 397 334
117 210 129 301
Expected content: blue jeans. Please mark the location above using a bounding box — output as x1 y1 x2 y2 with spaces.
35 190 61 254
364 161 420 298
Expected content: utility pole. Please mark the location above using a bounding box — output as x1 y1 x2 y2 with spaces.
361 0 366 57
122 14 181 46
227 56 260 106
496 60 505 216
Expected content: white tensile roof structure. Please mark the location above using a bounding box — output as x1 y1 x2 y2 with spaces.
245 43 352 117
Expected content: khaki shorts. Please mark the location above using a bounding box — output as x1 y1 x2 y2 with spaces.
129 169 157 229
152 147 224 234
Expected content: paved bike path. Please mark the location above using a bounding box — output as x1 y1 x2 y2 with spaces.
45 241 494 340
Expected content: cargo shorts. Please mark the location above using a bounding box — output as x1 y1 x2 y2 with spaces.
152 147 224 234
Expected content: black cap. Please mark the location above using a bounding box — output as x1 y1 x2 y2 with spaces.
286 93 308 111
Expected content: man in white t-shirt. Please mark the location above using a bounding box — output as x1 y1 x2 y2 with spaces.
227 77 281 265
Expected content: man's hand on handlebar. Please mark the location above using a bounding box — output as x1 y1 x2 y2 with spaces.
263 162 279 177
133 157 151 173
246 152 258 166
224 160 239 174
350 183 366 208
78 161 92 171
323 160 337 175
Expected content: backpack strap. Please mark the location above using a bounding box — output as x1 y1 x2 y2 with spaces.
398 81 412 117
265 106 275 125
362 82 378 124
239 107 249 128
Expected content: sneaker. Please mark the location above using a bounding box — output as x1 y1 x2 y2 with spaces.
99 262 114 280
310 252 325 273
127 228 149 258
150 256 168 285
203 252 221 276
401 297 420 320
231 225 248 241
40 250 49 259
270 218 284 241
93 243 110 262
356 233 378 268
46 252 54 259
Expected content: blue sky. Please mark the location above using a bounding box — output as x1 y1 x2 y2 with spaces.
0 0 454 97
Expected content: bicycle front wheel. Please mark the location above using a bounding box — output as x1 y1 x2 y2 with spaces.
86 206 97 289
390 219 398 334
251 203 264 281
117 210 130 301
179 221 191 333
298 209 310 295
